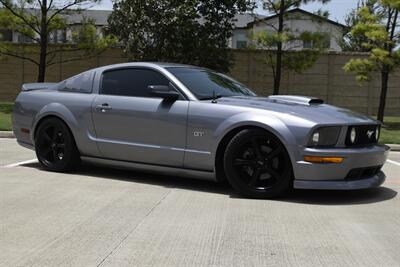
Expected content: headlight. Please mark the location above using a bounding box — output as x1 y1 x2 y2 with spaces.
350 127 357 144
308 126 341 147
312 132 320 144
375 126 380 141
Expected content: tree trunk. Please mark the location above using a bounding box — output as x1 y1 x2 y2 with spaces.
37 43 47 82
274 45 282 95
273 0 285 95
376 9 398 123
37 0 48 82
377 69 389 123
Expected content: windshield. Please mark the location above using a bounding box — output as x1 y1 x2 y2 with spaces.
167 67 256 100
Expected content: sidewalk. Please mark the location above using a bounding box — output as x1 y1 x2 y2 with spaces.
0 131 14 138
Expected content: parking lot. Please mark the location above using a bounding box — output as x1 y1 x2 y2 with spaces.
0 138 399 267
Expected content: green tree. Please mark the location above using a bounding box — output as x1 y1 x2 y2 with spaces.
108 0 255 73
0 0 117 82
344 0 399 122
255 0 331 95
341 0 379 52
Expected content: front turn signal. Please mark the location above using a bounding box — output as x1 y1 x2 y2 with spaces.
304 156 344 164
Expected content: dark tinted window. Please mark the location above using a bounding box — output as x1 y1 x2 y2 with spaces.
0 29 12 42
167 67 256 100
63 71 94 93
101 68 169 97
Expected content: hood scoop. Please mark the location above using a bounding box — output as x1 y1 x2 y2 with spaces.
268 95 324 105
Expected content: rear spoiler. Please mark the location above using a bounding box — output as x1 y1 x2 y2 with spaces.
21 83 57 91
268 95 324 105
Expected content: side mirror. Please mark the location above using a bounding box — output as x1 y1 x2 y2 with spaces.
148 84 180 101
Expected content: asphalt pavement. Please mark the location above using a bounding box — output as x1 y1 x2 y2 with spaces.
0 138 399 267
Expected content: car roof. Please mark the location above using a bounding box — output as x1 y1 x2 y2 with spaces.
94 62 199 72
150 62 197 68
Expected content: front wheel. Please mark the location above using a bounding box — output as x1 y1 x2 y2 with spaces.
223 129 293 199
35 118 81 172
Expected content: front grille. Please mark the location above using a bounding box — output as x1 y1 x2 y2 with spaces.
345 125 379 147
345 166 382 181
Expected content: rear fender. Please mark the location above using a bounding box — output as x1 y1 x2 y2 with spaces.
32 103 79 144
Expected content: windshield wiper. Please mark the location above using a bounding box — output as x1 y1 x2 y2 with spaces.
199 95 224 101
199 90 227 101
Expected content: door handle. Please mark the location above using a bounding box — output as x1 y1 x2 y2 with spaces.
95 103 112 112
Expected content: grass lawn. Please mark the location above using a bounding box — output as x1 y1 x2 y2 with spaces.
383 116 400 127
0 102 13 131
0 102 399 144
381 116 400 144
380 128 400 144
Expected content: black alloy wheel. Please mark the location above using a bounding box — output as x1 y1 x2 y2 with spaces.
35 118 80 172
224 128 293 198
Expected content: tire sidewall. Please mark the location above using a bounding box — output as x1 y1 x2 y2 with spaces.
35 118 79 172
223 128 293 199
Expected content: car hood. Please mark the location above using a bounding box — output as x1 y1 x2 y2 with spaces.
215 96 378 125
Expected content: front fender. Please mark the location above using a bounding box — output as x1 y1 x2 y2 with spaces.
213 112 297 149
212 112 305 174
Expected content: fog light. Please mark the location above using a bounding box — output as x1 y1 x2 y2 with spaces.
375 127 380 141
350 127 356 143
304 156 344 164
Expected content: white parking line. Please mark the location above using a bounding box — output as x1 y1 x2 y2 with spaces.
4 159 38 168
387 159 400 167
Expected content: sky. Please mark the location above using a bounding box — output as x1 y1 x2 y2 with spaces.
92 0 360 24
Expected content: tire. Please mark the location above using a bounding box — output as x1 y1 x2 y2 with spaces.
35 117 81 172
223 128 293 199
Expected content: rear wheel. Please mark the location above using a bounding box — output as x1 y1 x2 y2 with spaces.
35 118 80 172
223 128 293 199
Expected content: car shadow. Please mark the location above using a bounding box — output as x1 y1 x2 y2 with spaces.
279 187 397 205
23 162 398 205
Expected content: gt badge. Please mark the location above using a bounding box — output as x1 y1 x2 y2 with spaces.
194 131 204 137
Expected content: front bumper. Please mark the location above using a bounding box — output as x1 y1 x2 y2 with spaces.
294 171 385 190
291 144 390 190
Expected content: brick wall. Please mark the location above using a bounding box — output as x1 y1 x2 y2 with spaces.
231 50 400 116
0 46 399 115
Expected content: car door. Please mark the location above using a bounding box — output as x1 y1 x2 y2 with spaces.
92 67 189 167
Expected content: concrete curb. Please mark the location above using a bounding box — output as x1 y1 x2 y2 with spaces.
388 144 400 152
0 131 14 138
0 130 399 151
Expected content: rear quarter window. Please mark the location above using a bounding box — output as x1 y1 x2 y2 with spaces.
60 71 94 93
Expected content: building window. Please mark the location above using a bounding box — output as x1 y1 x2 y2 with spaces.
0 29 13 42
303 33 331 49
303 40 312 49
17 34 33 43
236 40 247 49
235 32 248 49
49 30 67 44
321 34 331 49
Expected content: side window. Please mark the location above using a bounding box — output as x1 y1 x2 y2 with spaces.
101 68 170 97
64 71 94 93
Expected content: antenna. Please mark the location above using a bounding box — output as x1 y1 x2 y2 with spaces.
211 90 218 103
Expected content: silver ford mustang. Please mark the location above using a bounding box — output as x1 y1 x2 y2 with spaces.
12 62 390 198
